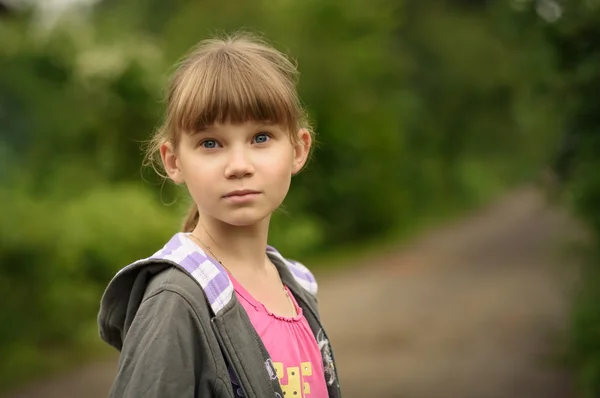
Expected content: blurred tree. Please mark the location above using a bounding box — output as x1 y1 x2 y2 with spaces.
517 1 600 396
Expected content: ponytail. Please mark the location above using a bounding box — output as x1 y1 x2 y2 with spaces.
182 203 199 232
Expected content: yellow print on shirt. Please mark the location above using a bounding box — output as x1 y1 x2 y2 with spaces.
273 362 313 396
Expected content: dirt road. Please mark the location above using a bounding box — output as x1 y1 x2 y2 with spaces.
5 187 580 398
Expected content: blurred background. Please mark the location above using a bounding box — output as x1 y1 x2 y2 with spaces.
1 0 600 397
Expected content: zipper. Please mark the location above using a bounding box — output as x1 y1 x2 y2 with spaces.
211 318 252 398
237 308 284 396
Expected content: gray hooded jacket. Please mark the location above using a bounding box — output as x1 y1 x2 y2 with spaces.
98 232 342 398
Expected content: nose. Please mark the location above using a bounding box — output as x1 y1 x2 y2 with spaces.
224 146 254 179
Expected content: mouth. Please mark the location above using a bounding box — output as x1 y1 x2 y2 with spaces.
223 189 262 198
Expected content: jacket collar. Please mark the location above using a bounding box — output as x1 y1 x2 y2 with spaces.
122 232 317 316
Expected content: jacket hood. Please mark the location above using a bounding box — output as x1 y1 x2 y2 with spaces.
97 232 318 351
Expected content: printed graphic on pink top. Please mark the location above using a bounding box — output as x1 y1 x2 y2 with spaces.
229 276 329 398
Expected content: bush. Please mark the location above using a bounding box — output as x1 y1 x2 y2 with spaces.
0 185 179 389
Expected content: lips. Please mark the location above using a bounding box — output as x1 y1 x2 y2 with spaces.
223 189 261 198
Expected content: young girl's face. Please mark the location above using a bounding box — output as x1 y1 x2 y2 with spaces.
162 122 311 227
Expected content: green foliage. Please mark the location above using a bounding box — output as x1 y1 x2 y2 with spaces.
569 264 600 397
0 0 568 390
566 134 600 398
534 1 600 396
0 185 179 389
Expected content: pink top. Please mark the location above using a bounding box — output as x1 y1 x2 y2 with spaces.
230 276 329 398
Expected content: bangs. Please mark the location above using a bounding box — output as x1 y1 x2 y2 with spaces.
168 48 301 135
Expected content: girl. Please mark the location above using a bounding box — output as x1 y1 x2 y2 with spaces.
98 32 342 398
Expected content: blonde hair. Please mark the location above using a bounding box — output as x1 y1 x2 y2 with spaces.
143 32 312 232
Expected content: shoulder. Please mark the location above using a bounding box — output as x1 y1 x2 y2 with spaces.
266 247 318 297
143 266 210 313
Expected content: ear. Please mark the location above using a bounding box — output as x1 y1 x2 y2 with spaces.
291 128 312 175
160 141 185 184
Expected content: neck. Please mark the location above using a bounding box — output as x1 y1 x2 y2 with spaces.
191 214 271 274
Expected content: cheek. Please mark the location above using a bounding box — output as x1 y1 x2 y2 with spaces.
178 153 214 192
265 159 294 199
264 150 294 179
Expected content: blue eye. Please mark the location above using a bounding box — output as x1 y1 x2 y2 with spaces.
254 133 270 144
200 140 219 149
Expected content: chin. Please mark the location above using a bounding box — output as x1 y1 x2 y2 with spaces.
218 209 272 227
